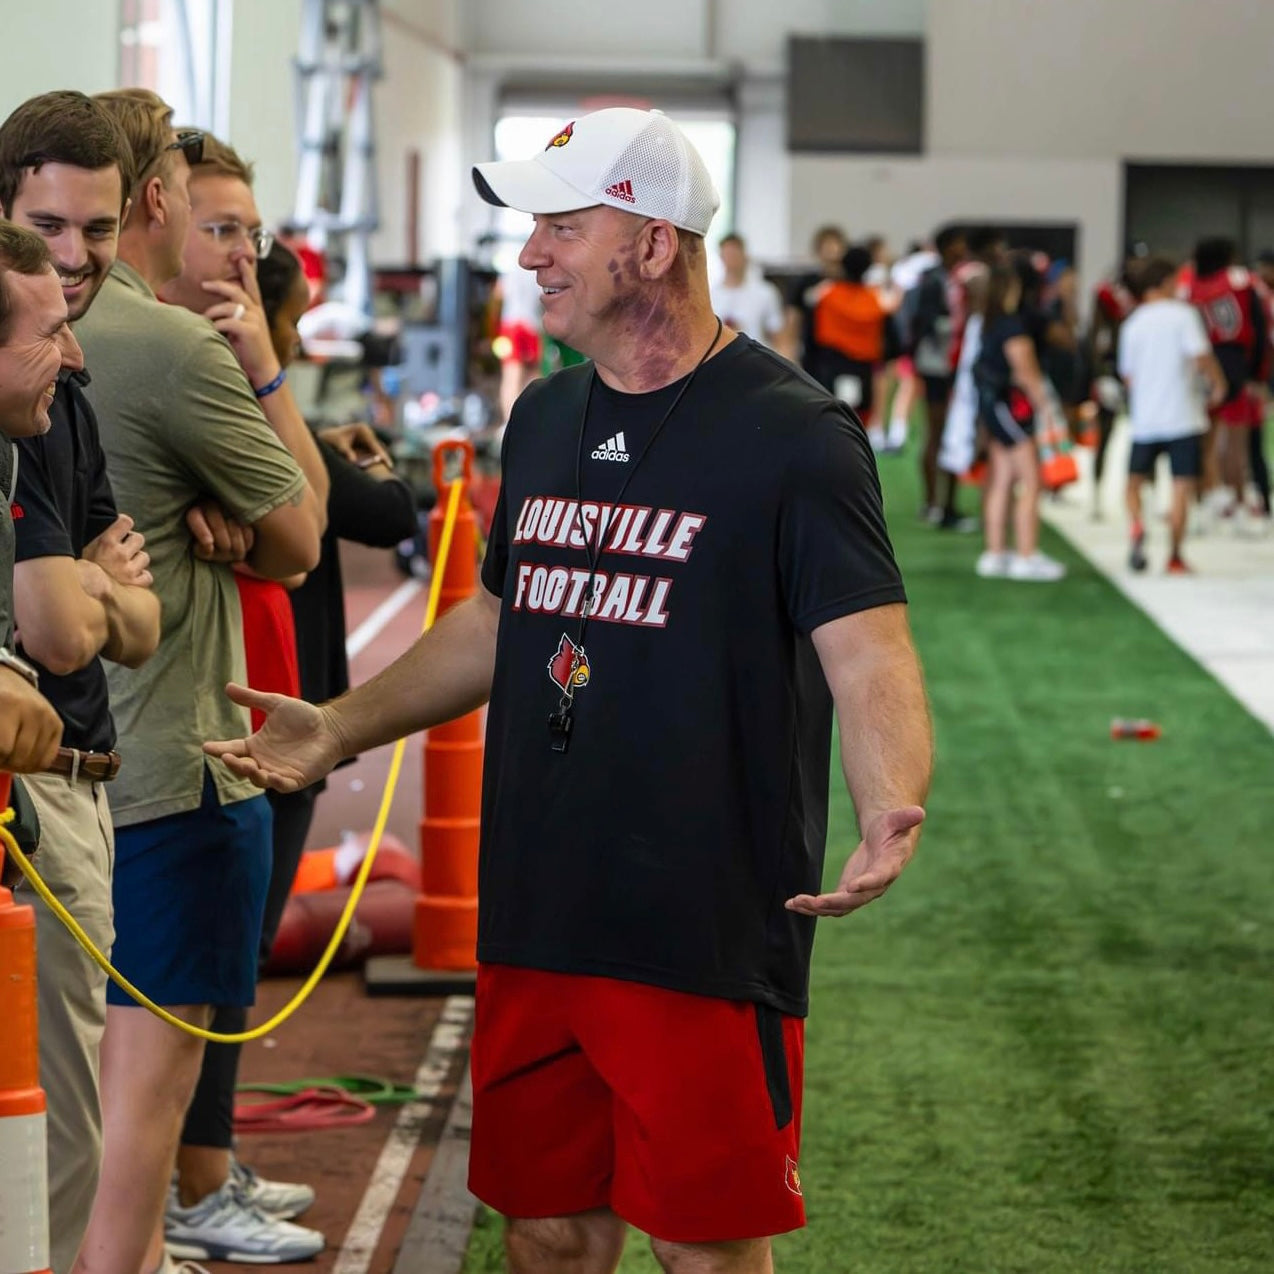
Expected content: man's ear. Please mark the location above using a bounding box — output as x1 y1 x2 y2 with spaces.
639 219 681 281
141 175 167 228
118 195 133 231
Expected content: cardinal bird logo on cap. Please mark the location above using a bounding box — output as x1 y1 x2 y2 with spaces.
545 121 575 150
784 1156 803 1196
547 634 590 692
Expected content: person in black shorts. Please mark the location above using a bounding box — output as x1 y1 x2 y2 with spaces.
910 223 975 529
972 260 1067 582
206 107 933 1274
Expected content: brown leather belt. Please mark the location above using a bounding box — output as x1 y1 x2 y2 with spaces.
43 747 122 782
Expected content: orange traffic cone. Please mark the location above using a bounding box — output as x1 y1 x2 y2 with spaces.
0 773 51 1274
365 440 484 995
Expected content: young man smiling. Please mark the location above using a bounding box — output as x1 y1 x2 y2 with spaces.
0 91 162 1274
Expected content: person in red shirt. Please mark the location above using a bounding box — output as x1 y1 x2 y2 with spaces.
1185 238 1269 521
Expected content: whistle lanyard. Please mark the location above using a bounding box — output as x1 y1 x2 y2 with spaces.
547 317 723 753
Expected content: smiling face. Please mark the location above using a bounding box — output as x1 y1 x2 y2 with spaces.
9 162 125 322
517 204 653 359
0 265 84 437
160 173 262 314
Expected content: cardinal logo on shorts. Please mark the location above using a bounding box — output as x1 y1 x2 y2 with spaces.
784 1156 803 1196
546 121 575 150
547 634 590 692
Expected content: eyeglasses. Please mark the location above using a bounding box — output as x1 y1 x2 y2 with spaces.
197 220 274 257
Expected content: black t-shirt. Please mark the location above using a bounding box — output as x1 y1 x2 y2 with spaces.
289 439 417 707
788 271 828 375
478 335 906 1015
976 314 1030 392
13 371 118 751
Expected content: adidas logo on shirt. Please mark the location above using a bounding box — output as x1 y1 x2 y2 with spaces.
604 179 636 204
591 431 630 462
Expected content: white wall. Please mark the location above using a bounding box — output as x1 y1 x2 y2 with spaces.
789 154 1121 294
927 0 1274 162
225 0 302 229
0 2 118 118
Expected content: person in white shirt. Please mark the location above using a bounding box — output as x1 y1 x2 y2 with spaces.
711 233 795 361
1118 256 1226 574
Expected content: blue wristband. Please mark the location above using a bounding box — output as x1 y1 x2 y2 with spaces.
254 369 287 399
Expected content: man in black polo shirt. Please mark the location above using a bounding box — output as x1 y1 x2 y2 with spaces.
0 91 161 1274
208 108 932 1273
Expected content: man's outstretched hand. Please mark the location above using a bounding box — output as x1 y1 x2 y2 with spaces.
203 682 345 793
785 805 925 917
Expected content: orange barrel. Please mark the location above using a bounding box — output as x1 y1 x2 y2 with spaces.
0 866 50 1274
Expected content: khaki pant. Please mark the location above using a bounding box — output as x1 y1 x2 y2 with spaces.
14 774 114 1274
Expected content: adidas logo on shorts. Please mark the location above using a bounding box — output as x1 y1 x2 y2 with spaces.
591 431 630 462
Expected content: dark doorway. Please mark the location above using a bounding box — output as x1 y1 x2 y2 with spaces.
1124 163 1274 264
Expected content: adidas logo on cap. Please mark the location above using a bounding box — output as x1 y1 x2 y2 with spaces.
604 178 636 204
591 431 630 462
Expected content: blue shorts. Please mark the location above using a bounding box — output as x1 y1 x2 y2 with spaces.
107 768 272 1008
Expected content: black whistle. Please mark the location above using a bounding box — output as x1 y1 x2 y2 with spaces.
548 708 574 753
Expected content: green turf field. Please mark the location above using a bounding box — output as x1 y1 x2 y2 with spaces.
463 452 1274 1273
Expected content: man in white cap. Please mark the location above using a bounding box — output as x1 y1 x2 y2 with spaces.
206 107 933 1273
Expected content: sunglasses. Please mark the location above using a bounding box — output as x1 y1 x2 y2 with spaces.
167 129 205 166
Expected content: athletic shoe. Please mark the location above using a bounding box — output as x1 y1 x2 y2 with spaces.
1007 552 1066 582
230 1156 316 1220
885 419 909 452
1128 524 1147 572
866 424 887 452
1166 555 1193 575
165 1180 324 1263
922 504 945 526
937 511 979 534
975 550 1011 578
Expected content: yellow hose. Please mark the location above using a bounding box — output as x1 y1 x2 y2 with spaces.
0 475 465 1043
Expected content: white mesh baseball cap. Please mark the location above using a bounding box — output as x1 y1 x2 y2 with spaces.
472 108 720 237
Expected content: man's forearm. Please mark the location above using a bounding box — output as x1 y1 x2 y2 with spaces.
326 591 499 758
259 382 331 528
99 583 161 668
836 644 932 828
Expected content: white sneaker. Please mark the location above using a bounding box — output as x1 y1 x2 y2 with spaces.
165 1179 324 1262
885 418 909 451
1008 552 1067 582
976 551 1011 578
229 1155 315 1220
866 424 887 452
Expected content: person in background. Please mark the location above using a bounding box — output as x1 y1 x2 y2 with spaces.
710 232 794 360
255 238 416 1013
0 90 162 1274
909 224 976 529
1185 237 1269 531
1086 247 1142 519
1249 248 1274 524
972 261 1067 582
813 243 901 448
157 133 327 1263
1040 260 1086 437
1117 256 1226 575
493 255 545 424
787 223 847 382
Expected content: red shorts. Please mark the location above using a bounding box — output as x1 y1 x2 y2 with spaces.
468 965 806 1243
497 320 542 366
1215 389 1263 427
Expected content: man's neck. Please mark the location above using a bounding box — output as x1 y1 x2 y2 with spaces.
593 301 730 394
116 231 172 294
724 268 745 288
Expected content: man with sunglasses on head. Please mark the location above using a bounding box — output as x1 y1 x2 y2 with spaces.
70 89 325 1274
0 90 163 1274
153 132 328 1264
